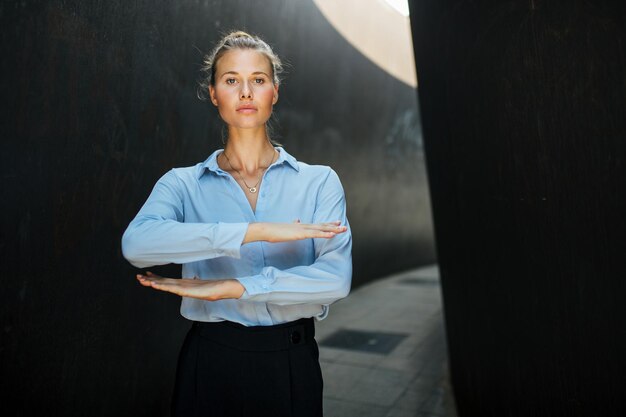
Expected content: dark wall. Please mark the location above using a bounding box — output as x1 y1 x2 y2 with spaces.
1 0 433 415
409 0 626 415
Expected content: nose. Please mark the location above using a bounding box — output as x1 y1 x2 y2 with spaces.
240 81 253 99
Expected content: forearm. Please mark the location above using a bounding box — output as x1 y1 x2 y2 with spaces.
237 169 353 306
122 218 248 268
236 253 353 306
122 169 251 268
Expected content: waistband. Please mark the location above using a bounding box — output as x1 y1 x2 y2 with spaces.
192 317 315 352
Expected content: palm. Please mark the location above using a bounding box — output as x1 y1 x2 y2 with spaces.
137 272 223 300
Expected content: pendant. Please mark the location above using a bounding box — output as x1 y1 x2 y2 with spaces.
249 187 257 193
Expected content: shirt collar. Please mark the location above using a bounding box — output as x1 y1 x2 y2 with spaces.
274 147 300 172
198 146 299 179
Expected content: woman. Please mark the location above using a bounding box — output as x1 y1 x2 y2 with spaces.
122 31 352 417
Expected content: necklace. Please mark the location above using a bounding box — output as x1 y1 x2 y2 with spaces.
222 149 277 193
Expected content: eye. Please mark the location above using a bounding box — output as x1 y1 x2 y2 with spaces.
254 78 265 84
225 78 237 85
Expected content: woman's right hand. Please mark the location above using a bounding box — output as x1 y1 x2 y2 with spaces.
243 220 347 244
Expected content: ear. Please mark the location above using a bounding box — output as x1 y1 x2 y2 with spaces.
272 84 279 105
209 85 218 106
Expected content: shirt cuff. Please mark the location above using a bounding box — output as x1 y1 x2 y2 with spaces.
236 272 275 300
213 222 249 258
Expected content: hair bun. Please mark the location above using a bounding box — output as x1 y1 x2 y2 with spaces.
228 31 254 39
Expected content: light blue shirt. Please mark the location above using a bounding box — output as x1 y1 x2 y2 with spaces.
121 147 352 326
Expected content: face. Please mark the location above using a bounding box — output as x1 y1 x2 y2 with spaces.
209 49 279 130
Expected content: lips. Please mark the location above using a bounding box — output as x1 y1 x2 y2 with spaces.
236 105 257 112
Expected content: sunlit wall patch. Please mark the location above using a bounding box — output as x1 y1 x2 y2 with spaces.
383 0 410 17
313 0 417 88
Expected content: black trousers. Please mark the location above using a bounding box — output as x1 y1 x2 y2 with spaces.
171 318 323 417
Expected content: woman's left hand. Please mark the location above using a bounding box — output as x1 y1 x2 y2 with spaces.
136 272 245 300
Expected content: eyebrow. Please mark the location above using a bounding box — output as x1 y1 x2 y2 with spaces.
220 71 270 78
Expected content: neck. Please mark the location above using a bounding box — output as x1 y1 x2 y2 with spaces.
223 128 276 174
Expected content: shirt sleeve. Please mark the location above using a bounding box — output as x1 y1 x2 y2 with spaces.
236 169 353 306
121 169 249 268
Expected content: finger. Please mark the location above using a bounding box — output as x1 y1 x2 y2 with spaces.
317 222 344 228
140 275 176 286
148 280 183 295
151 277 180 285
136 274 153 287
293 219 301 223
308 224 347 233
319 221 342 227
149 283 178 295
311 231 337 239
137 273 158 281
138 273 156 282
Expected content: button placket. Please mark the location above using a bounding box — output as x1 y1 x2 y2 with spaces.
257 170 271 209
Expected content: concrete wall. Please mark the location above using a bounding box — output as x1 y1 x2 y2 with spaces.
1 0 434 414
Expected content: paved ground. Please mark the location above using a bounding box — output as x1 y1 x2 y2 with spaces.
316 265 458 417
